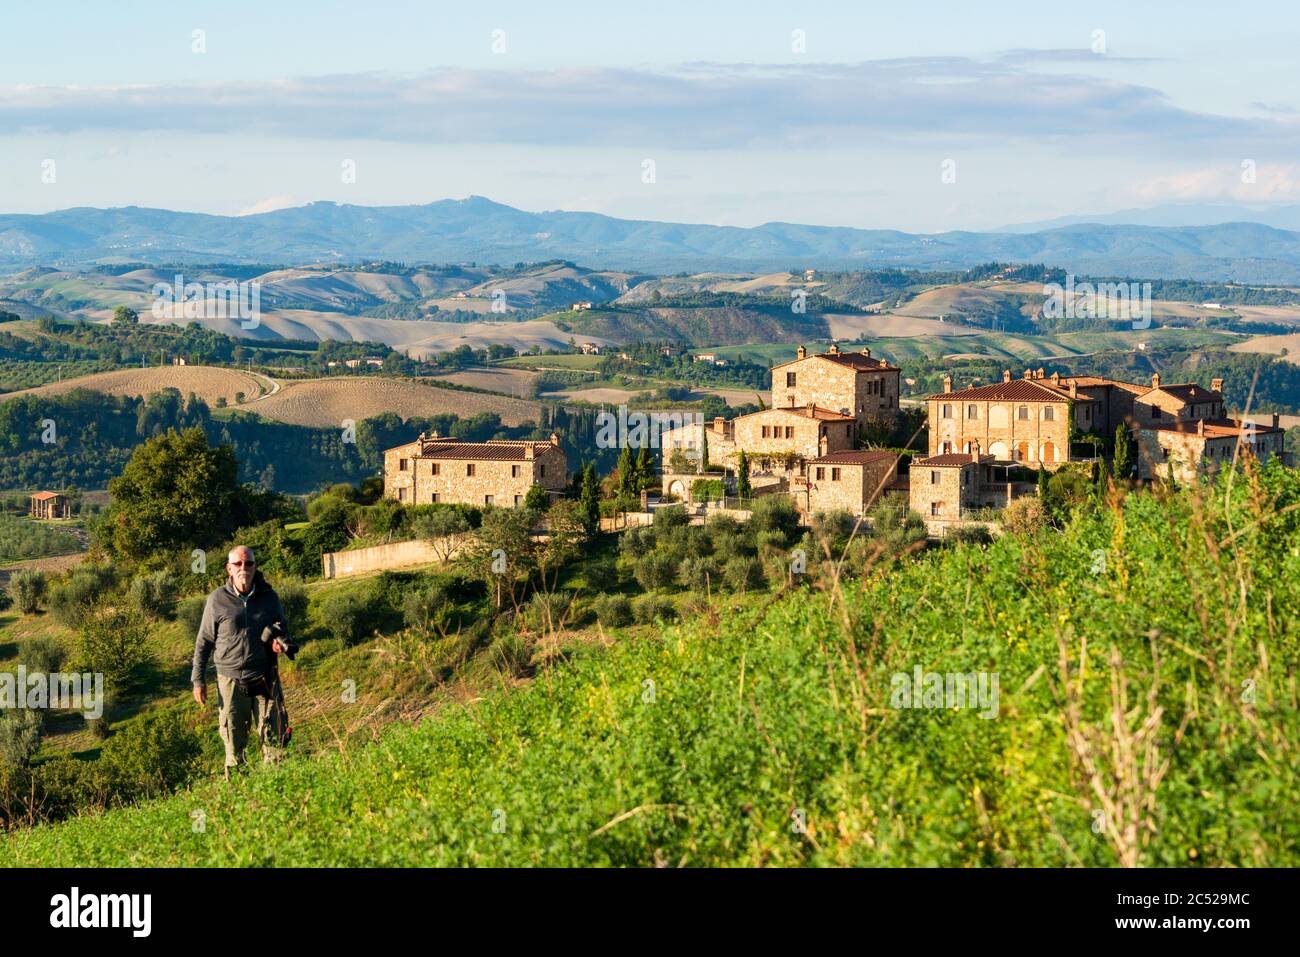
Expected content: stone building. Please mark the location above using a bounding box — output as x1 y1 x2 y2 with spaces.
1137 414 1286 483
926 371 1092 468
770 344 901 432
790 449 904 517
908 452 995 524
1131 374 1226 427
383 432 568 508
730 406 856 465
29 491 68 519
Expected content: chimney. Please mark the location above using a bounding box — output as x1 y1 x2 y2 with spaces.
1036 367 1045 380
1050 371 1060 386
943 375 953 393
828 343 840 355
1068 380 1078 399
1002 370 1012 383
796 345 807 360
1197 419 1205 436
525 444 535 460
714 416 726 434
1273 412 1280 429
1151 372 1161 389
818 433 828 456
969 439 980 461
1211 377 1224 393
550 431 560 446
861 347 871 357
1023 369 1032 380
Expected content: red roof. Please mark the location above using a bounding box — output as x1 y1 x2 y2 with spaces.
30 491 62 500
773 348 899 372
1149 383 1221 403
913 453 993 467
1144 418 1280 438
383 437 560 461
810 450 899 465
926 379 1071 403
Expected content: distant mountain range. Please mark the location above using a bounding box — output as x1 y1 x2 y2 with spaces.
4 197 1300 283
1000 203 1300 234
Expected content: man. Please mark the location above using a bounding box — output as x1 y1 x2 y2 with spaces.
191 546 296 777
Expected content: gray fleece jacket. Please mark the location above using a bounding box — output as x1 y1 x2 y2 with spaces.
190 572 290 686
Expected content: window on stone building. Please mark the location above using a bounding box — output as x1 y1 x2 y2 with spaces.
831 468 841 481
942 403 952 419
485 494 494 505
540 464 546 477
430 463 440 475
815 467 825 480
785 426 794 439
1043 407 1055 421
786 372 797 387
430 493 439 503
930 470 939 484
467 463 476 476
1017 406 1029 421
967 404 977 419
399 458 408 471
514 495 523 506
512 464 520 477
931 502 940 516
1152 406 1162 419
761 426 770 438
398 487 406 501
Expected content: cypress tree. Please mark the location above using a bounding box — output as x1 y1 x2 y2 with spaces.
736 449 752 500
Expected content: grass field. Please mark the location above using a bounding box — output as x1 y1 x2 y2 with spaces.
3 366 272 406
7 470 1298 867
244 376 543 428
429 367 541 398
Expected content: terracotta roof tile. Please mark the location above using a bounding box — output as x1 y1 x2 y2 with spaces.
913 453 994 467
925 379 1069 403
810 450 899 465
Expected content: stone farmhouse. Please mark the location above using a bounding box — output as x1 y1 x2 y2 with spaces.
1137 414 1285 484
658 344 900 503
792 450 907 516
383 432 567 508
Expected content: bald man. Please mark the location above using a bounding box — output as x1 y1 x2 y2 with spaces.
191 545 295 777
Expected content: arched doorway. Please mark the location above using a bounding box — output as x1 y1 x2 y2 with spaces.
1016 441 1031 463
989 441 1009 460
669 480 685 500
1040 441 1056 464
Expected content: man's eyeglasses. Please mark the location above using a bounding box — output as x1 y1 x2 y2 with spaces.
228 560 255 567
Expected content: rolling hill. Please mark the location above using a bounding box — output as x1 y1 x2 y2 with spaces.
7 198 1300 282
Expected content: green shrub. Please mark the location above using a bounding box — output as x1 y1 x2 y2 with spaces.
677 555 720 592
176 594 207 637
591 594 633 628
8 569 46 614
0 711 43 767
127 569 178 619
749 495 801 542
20 636 67 674
99 707 204 801
1002 496 1047 536
77 603 152 692
0 589 10 613
48 565 117 628
402 582 450 635
723 556 763 593
634 552 678 592
315 591 368 646
523 590 574 633
653 505 690 529
488 632 533 677
947 525 993 546
274 577 309 631
524 484 551 511
632 593 676 624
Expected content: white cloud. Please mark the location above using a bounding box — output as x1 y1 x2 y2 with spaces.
1127 163 1300 204
0 58 1292 153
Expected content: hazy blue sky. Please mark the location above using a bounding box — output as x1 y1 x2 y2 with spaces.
2 0 1298 230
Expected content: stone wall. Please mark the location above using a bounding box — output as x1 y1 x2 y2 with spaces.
732 409 853 462
774 353 899 429
322 537 468 579
794 458 898 517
